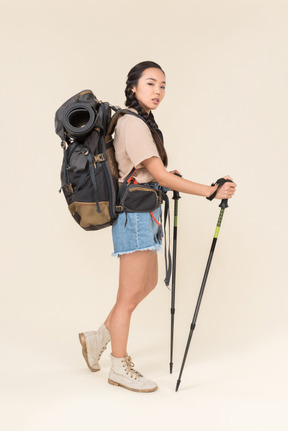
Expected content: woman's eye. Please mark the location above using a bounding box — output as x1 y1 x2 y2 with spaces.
147 82 165 89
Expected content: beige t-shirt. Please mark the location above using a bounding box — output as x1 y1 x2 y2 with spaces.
113 108 160 183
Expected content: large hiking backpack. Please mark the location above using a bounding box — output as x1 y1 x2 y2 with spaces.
55 90 141 231
55 90 172 285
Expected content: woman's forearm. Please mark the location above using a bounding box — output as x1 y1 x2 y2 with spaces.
142 156 215 197
158 172 213 197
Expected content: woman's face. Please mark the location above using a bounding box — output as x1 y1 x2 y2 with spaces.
132 67 166 114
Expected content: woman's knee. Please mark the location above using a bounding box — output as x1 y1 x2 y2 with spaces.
115 296 140 315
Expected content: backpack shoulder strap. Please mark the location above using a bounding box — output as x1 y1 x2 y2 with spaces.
120 109 150 128
105 109 150 144
105 109 125 142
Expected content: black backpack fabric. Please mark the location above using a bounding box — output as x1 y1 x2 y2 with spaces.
55 90 172 286
55 89 140 230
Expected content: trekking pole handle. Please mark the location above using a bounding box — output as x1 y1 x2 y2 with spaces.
219 179 233 209
220 198 229 209
172 173 182 200
207 178 233 209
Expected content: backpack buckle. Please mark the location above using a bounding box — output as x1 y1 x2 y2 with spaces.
63 183 74 194
94 153 105 163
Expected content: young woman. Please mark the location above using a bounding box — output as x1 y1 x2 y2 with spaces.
79 61 236 393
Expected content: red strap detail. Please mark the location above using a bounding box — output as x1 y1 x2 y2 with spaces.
150 211 161 226
127 169 138 184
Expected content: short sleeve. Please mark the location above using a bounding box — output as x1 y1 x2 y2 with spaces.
121 115 160 167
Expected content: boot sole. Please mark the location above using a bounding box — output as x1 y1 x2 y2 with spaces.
78 333 100 372
108 378 158 393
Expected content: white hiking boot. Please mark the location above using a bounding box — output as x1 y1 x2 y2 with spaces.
78 324 110 372
108 354 158 393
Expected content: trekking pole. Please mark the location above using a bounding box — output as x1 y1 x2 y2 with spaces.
175 179 232 392
169 185 181 374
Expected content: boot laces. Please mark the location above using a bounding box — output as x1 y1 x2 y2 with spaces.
97 341 109 360
122 356 143 380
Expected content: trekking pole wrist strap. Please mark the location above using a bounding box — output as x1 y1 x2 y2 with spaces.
206 178 232 201
172 172 182 200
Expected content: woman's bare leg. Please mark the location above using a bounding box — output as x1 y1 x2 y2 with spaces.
104 252 158 328
105 250 158 358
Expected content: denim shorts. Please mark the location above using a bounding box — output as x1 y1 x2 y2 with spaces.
112 206 163 257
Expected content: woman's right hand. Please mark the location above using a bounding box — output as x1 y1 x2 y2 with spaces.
214 176 237 199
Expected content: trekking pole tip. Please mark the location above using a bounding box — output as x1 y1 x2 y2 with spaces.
175 379 181 392
170 363 173 374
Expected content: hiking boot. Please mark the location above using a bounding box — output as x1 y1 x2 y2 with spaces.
108 354 158 393
78 324 110 372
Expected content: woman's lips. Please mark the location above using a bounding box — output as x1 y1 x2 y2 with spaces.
152 98 159 104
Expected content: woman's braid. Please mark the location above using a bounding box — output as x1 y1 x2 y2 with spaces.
125 85 168 166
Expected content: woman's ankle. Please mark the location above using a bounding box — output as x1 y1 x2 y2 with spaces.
111 350 127 358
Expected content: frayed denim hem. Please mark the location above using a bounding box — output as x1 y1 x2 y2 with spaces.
112 244 162 258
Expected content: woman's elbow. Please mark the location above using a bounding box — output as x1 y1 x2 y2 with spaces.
153 171 170 187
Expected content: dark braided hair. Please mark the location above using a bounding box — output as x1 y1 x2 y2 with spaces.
125 61 168 167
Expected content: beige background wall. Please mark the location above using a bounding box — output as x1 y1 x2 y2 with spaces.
1 0 287 430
